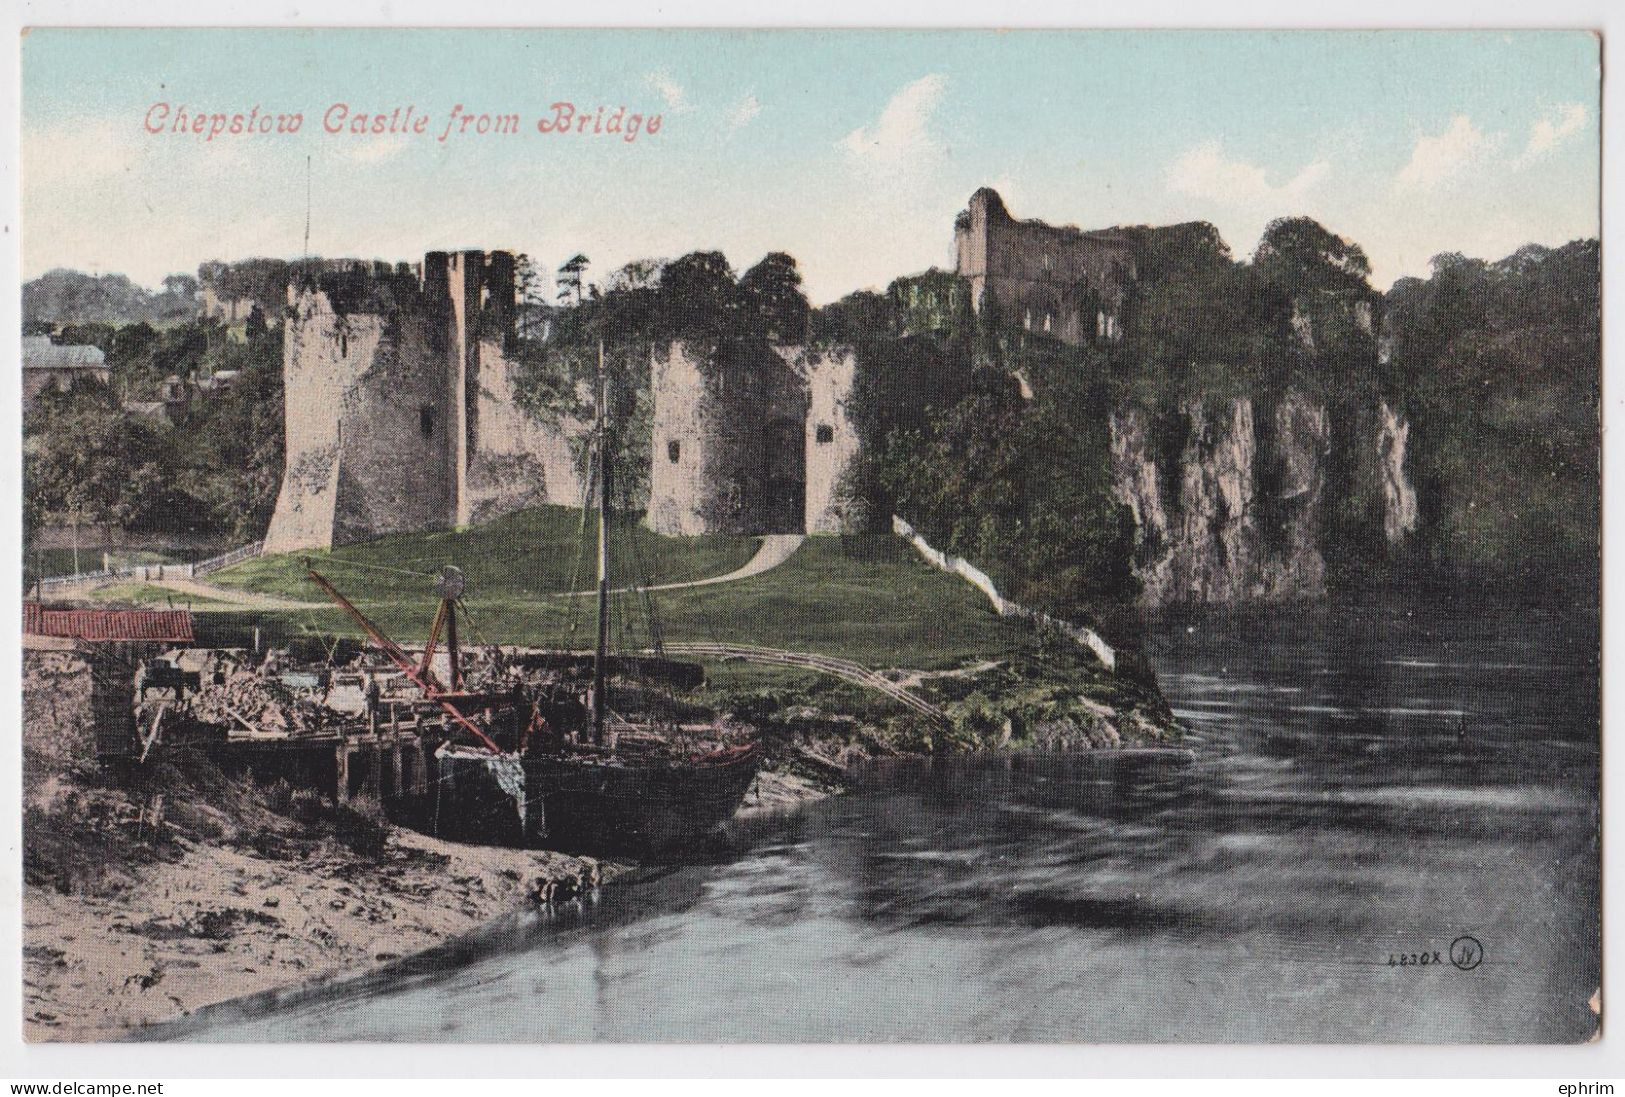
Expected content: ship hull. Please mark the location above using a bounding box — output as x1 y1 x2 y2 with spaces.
525 742 762 854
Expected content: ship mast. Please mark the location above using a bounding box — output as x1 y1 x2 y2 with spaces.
591 338 610 746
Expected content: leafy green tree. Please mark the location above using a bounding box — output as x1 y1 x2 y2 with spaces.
1253 216 1373 298
740 252 810 342
557 254 590 306
658 251 743 338
1380 239 1599 587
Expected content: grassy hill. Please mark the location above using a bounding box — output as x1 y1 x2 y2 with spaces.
213 506 758 601
193 507 1038 670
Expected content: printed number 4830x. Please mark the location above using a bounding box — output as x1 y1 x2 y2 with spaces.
1389 950 1443 967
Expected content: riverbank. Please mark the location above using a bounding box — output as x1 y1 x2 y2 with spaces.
21 651 621 1041
22 641 1180 1041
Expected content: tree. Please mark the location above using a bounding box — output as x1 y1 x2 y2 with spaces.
1253 217 1373 298
1379 236 1599 588
740 252 810 342
162 273 200 300
513 254 551 340
557 254 590 306
658 251 742 338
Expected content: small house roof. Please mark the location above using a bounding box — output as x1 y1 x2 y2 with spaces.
24 602 194 644
22 336 107 371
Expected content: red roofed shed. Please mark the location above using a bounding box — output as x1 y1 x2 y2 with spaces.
24 602 194 644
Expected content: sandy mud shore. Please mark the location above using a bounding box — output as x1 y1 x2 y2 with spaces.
25 820 612 1040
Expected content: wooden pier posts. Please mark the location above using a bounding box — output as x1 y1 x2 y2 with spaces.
334 741 350 802
328 704 431 802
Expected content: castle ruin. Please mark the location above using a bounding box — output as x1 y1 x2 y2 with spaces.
265 189 1134 549
645 342 859 537
263 251 583 553
954 187 1134 345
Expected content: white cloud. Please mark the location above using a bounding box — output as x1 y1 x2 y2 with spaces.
646 71 690 113
728 93 762 130
342 135 410 164
839 74 947 173
1513 102 1589 168
1166 140 1329 204
1395 115 1502 192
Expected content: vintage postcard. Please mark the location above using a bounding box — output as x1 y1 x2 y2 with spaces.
16 28 1601 1046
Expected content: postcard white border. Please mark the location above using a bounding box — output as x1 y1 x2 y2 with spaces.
1 0 1617 1081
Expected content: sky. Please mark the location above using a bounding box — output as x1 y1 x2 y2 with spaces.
20 28 1601 304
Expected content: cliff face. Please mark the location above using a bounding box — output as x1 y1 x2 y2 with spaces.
1111 393 1415 605
1377 401 1419 544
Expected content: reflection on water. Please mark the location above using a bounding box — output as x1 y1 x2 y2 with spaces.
154 591 1600 1043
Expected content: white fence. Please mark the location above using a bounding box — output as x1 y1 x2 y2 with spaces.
194 539 265 577
891 515 1117 671
32 539 265 597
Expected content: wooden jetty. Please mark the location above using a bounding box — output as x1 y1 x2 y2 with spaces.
185 699 453 804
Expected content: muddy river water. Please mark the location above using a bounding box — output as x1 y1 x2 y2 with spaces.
156 591 1600 1043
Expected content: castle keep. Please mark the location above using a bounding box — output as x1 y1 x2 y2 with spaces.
263 251 583 553
954 187 1134 345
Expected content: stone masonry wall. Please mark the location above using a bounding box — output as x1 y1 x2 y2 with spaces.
647 340 859 537
646 343 717 537
264 276 456 554
265 251 577 553
791 346 860 534
466 338 588 523
955 187 1135 345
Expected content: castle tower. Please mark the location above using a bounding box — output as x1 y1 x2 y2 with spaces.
263 250 580 554
645 340 859 537
794 346 860 534
263 260 458 554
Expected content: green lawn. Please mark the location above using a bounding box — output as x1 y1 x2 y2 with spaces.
213 506 760 601
85 582 233 608
195 521 1037 671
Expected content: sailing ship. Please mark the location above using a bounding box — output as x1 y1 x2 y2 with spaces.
305 341 762 855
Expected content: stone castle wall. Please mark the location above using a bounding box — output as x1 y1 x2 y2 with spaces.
466 339 587 523
264 251 583 554
646 343 717 537
954 187 1134 345
646 341 860 538
790 346 860 534
264 272 456 554
266 190 1149 553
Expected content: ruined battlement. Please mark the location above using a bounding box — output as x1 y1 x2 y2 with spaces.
267 193 1141 553
285 252 515 339
954 187 1135 345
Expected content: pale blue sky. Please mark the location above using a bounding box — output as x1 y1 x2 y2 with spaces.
22 29 1601 302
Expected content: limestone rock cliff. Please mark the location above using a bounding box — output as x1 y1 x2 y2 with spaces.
1378 401 1419 544
1110 393 1416 605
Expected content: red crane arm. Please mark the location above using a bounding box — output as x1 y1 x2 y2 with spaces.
305 567 501 754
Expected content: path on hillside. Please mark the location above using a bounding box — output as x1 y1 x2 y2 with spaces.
561 533 806 597
143 578 329 612
639 534 805 592
138 534 807 611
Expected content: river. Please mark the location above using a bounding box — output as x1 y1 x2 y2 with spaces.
154 591 1600 1043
